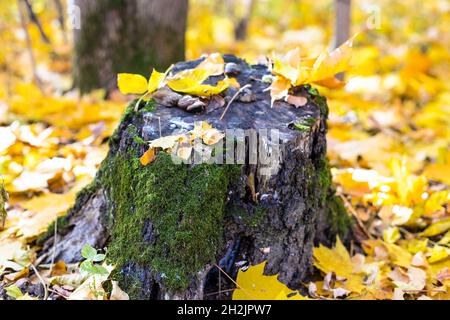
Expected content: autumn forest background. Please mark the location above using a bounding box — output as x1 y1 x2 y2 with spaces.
0 0 449 300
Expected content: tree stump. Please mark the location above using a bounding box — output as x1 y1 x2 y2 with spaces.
39 55 351 300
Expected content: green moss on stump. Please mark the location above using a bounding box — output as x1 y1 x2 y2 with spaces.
326 194 351 237
316 156 352 238
99 151 240 292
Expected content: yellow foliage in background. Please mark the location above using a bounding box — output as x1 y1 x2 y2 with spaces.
0 0 448 300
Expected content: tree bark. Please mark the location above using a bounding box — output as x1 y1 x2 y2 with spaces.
40 55 352 300
73 0 188 93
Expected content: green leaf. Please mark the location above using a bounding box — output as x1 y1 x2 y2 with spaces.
81 244 97 260
80 261 109 276
92 254 106 262
6 285 24 299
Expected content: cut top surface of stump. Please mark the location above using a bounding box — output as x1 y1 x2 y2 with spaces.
138 55 323 143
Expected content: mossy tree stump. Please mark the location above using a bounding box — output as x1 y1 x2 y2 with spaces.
40 55 351 299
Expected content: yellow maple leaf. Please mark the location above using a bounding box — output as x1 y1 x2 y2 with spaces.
232 262 309 300
308 35 356 84
383 242 412 268
313 237 353 277
196 53 225 76
269 34 357 104
313 237 365 293
117 73 148 95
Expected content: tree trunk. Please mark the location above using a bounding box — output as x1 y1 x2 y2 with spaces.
39 55 351 300
73 0 188 93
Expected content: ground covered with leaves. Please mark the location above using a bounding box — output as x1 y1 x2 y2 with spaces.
0 0 449 300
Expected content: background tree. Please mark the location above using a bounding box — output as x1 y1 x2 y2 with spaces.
73 0 189 93
224 0 256 41
334 0 351 80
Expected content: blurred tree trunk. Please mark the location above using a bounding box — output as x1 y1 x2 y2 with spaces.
73 0 188 94
224 0 255 41
334 0 351 80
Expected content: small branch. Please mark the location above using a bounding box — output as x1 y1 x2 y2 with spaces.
30 264 48 300
22 0 51 44
17 0 44 93
339 194 373 240
220 84 251 121
214 263 256 300
53 0 67 43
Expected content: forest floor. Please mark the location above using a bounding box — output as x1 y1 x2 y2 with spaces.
0 0 449 300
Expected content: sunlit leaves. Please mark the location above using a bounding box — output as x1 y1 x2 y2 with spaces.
147 70 166 94
118 53 234 98
232 262 309 300
270 34 357 104
138 122 225 166
118 69 166 95
196 52 226 76
117 73 148 95
167 69 231 96
421 218 450 237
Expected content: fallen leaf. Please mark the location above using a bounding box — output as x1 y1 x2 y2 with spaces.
421 218 450 237
393 267 426 291
285 95 307 108
436 268 450 283
51 261 68 276
150 135 187 150
3 267 29 282
167 69 230 96
202 129 225 145
140 148 157 166
232 262 310 300
308 35 356 83
147 69 165 94
313 237 365 293
117 73 148 95
196 53 225 76
383 227 401 244
176 146 193 160
428 246 449 263
270 76 291 106
411 252 428 268
332 287 351 299
392 288 405 300
110 281 129 300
